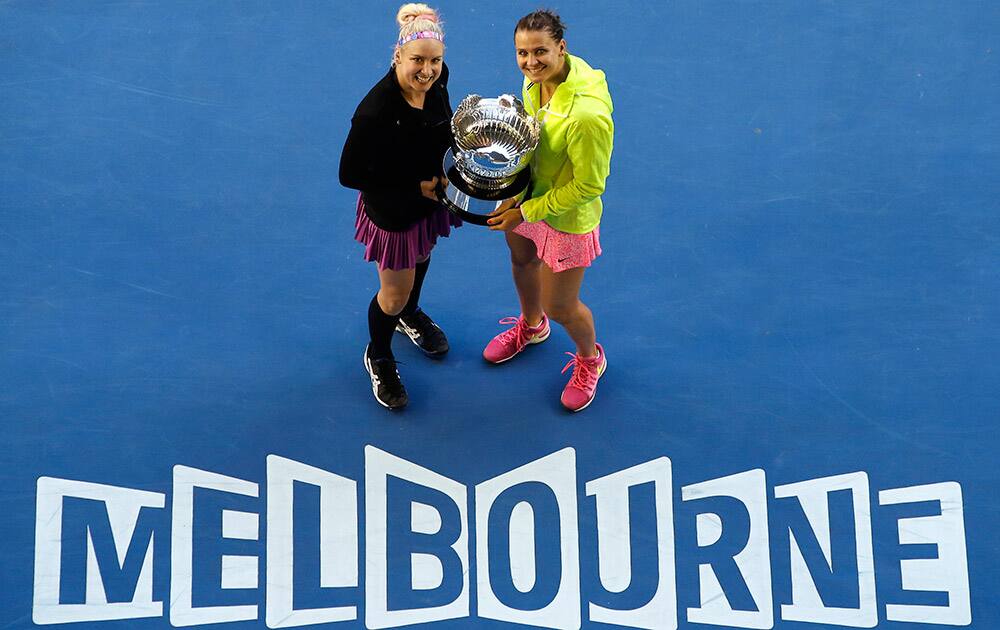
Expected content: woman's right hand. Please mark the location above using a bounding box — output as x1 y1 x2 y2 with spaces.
486 198 523 232
420 177 443 201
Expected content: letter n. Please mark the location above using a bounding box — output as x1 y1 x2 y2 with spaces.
774 472 876 627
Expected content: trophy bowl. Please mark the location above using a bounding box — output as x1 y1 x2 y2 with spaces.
438 94 540 225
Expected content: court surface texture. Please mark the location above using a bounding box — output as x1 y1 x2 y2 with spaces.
1 2 998 629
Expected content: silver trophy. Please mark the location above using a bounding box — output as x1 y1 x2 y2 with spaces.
438 94 541 225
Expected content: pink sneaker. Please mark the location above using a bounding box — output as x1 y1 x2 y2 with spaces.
483 315 550 364
560 343 607 412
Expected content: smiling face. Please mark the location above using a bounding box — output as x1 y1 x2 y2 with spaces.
514 28 566 84
394 38 444 95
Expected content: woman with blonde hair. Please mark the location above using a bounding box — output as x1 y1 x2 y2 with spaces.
339 4 456 410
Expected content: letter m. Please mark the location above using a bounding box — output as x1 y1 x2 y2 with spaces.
33 477 165 625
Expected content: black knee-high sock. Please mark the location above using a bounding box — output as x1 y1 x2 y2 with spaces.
399 258 430 318
368 295 399 360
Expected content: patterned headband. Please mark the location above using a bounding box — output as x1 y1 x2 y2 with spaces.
396 30 444 48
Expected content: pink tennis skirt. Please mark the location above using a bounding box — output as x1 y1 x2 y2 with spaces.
354 193 461 271
513 220 602 273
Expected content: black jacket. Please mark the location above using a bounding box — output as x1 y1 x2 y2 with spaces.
339 64 453 231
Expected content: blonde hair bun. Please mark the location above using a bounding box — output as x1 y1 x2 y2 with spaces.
392 3 444 62
396 3 439 27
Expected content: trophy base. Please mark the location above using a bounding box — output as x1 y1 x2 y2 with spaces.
437 149 531 226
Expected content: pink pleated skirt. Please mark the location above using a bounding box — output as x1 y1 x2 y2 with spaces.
513 220 602 273
354 193 462 271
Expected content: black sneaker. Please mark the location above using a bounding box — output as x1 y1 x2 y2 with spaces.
396 309 449 357
363 345 408 410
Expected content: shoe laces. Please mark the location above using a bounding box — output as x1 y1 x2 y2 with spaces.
404 309 444 340
371 356 402 381
496 316 534 347
561 352 600 390
407 309 433 329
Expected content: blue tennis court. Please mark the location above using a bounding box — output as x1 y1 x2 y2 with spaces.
2 1 997 628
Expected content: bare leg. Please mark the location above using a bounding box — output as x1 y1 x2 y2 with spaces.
376 265 416 316
540 264 598 358
505 230 545 327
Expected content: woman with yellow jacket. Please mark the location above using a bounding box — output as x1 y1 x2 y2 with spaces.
486 9 614 412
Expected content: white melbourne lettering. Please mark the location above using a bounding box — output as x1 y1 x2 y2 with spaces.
32 447 973 628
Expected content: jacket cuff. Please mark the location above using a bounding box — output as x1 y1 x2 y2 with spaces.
519 199 538 222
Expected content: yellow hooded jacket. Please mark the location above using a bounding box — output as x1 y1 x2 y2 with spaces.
519 53 615 234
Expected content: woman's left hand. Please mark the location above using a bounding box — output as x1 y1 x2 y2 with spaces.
419 176 443 201
487 207 524 232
